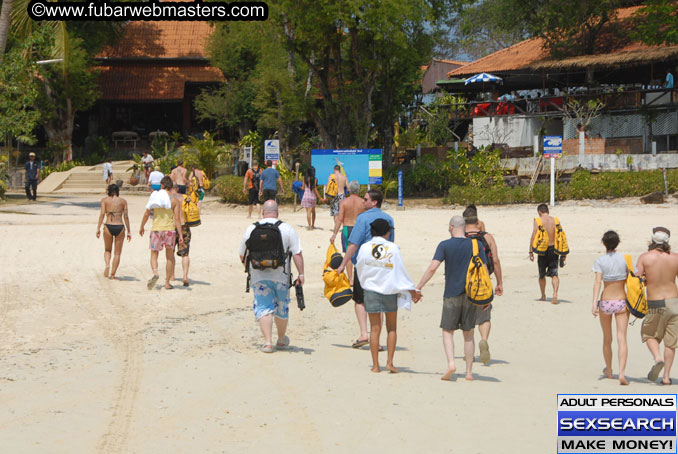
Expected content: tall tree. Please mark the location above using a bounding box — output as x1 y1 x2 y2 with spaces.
0 0 13 59
631 0 678 45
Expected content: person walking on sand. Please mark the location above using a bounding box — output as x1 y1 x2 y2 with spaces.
24 152 40 201
170 159 188 194
636 227 678 385
528 203 565 304
330 180 365 282
355 219 421 373
336 189 394 349
103 158 113 187
148 166 164 191
239 200 305 353
141 151 154 184
188 164 206 207
326 165 348 220
463 205 503 365
96 184 131 280
243 160 262 218
591 230 629 386
139 176 184 290
415 215 488 381
168 184 192 287
301 167 322 230
259 160 284 202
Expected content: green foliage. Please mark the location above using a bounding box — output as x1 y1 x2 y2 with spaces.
150 135 178 175
445 170 678 205
631 0 678 45
40 160 85 180
213 175 296 204
180 131 229 179
380 178 398 198
0 179 6 200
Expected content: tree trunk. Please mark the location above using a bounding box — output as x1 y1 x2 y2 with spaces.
42 80 74 162
0 0 13 60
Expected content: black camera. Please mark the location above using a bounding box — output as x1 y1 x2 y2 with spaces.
293 278 305 311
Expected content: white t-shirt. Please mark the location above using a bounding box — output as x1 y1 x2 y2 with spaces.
238 218 302 285
592 252 628 282
103 162 113 181
141 154 154 166
148 171 164 186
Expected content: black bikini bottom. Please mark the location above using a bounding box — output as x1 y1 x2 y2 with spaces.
106 224 124 237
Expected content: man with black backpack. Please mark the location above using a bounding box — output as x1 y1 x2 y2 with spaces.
464 205 503 365
239 200 305 353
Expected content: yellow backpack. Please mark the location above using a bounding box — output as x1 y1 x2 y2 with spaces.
624 255 648 319
532 217 549 255
322 243 353 307
182 194 201 227
326 174 338 197
202 174 211 190
554 217 569 256
466 239 494 306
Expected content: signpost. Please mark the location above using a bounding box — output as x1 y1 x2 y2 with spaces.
397 170 404 210
243 146 253 168
543 136 563 207
265 139 280 166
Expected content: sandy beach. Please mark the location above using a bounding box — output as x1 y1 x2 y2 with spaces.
1 193 677 452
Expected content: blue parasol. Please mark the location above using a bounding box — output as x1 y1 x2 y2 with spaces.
465 73 503 85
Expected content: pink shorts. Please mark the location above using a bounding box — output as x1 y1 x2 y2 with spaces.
598 299 626 315
150 230 176 251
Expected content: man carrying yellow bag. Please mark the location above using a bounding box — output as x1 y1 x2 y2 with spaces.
322 243 353 307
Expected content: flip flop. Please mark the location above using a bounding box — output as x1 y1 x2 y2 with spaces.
352 339 369 348
147 275 159 290
183 280 189 287
479 339 491 365
261 344 274 353
648 361 665 382
661 378 672 386
276 336 290 349
164 284 174 290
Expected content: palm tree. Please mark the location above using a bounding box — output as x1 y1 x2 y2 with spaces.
0 0 14 59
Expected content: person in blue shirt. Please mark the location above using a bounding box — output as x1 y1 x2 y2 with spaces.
665 70 674 89
258 160 285 202
24 152 40 201
336 189 394 348
415 215 488 382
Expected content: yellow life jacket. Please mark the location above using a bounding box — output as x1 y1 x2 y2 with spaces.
532 217 549 255
322 243 353 307
466 239 494 306
625 254 648 319
326 174 338 197
202 174 211 190
182 194 201 227
554 217 569 256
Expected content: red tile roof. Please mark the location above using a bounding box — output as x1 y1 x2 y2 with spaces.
99 21 215 59
98 65 225 101
448 38 548 77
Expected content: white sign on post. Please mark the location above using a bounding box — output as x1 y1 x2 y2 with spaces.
243 146 253 168
543 136 563 207
265 140 280 165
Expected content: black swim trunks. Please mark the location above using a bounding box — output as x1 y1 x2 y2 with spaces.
353 271 364 305
248 188 260 205
538 246 559 278
177 185 187 195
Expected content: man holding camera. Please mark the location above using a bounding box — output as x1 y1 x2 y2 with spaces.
239 200 305 353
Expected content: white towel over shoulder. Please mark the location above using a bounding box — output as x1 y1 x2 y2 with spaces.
355 236 416 310
146 189 171 210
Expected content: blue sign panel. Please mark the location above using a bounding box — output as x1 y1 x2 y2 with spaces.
544 135 563 159
311 149 382 185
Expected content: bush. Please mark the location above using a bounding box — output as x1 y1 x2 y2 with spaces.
0 180 6 199
40 160 85 180
445 169 678 205
214 175 298 204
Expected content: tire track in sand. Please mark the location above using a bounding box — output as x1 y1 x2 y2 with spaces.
53 276 142 454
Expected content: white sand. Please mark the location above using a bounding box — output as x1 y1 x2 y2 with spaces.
1 193 677 452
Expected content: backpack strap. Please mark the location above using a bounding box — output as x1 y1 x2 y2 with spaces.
554 217 561 227
535 217 543 227
624 254 633 273
472 238 479 256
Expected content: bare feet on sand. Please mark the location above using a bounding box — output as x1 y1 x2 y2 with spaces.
104 266 110 278
441 368 456 381
465 373 474 381
386 364 398 374
539 295 546 301
602 367 613 379
620 376 629 385
371 365 380 373
109 275 119 281
551 295 558 305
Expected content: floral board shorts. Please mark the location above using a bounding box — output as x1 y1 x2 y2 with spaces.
329 193 345 216
252 280 290 320
176 225 191 257
149 230 176 251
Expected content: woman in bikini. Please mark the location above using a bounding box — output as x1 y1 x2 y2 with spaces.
300 167 322 230
96 184 131 279
592 230 629 385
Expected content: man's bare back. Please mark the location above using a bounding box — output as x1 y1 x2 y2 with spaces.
340 194 365 227
171 166 187 186
540 214 556 245
637 250 678 300
336 172 347 195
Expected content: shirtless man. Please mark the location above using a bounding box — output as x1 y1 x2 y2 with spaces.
636 227 678 385
528 203 563 304
463 205 503 365
169 184 192 286
330 180 365 281
170 159 188 194
188 165 206 206
326 165 348 219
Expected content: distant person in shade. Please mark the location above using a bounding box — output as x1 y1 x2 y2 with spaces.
24 152 40 201
665 70 674 89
